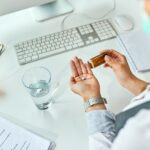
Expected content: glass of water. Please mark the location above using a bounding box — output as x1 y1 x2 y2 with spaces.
22 67 55 110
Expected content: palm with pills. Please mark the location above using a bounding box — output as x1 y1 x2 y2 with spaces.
70 57 101 101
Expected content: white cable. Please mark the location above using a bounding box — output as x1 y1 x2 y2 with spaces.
81 0 116 20
61 0 75 30
61 13 75 30
61 0 116 30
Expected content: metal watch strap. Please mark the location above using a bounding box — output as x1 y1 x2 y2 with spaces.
84 97 107 110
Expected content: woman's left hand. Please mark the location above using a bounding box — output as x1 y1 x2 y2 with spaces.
70 57 101 101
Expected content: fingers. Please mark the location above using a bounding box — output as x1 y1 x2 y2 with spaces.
86 64 93 75
73 57 93 75
70 57 93 76
71 57 89 76
79 59 88 74
104 63 110 68
104 55 115 66
73 57 83 76
100 49 113 56
70 60 79 77
100 49 126 67
100 49 125 59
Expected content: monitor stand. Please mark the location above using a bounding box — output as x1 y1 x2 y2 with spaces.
31 0 74 22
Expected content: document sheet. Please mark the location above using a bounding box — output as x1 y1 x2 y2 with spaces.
118 29 150 72
0 117 55 150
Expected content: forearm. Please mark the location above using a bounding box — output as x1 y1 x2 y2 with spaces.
123 75 148 96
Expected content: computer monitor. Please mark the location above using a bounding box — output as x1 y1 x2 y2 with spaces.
0 0 73 22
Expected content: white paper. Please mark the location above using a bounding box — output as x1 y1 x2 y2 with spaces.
0 117 54 150
119 29 150 72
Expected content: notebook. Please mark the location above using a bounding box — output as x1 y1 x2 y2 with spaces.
0 116 56 150
118 29 150 72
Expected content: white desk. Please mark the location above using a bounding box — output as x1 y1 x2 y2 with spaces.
0 0 150 149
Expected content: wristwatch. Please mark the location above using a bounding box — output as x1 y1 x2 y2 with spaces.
84 97 107 110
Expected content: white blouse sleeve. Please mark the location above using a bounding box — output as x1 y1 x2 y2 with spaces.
86 110 116 150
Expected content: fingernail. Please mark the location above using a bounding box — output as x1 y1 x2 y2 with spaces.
73 56 77 60
105 55 111 61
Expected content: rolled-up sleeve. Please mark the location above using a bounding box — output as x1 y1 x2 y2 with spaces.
86 110 116 143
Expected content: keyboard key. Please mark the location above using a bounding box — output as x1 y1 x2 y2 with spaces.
94 38 99 42
73 44 78 48
17 51 24 56
32 55 38 61
56 48 65 52
28 53 32 56
86 41 90 44
37 51 42 54
78 42 84 46
16 48 23 53
47 48 51 51
18 55 24 60
42 49 46 53
66 46 72 50
26 57 32 63
39 53 50 58
19 59 26 65
88 36 94 40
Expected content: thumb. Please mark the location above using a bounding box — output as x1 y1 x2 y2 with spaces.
69 76 76 86
105 55 115 67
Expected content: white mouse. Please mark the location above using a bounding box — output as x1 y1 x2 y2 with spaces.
114 15 134 31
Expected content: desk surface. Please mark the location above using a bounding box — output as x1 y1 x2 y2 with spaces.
0 0 150 149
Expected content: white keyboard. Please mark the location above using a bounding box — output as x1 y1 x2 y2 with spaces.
14 19 117 65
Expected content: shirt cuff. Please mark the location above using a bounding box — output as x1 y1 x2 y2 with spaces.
131 84 150 102
86 110 116 135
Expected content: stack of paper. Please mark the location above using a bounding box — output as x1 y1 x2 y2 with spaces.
118 29 150 72
0 117 55 150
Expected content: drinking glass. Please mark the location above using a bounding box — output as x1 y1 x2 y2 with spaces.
22 67 56 110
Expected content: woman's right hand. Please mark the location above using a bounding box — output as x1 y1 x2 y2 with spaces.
101 49 148 96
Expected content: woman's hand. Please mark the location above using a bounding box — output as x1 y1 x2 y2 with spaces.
102 49 134 87
145 0 150 15
70 57 101 101
102 49 148 96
